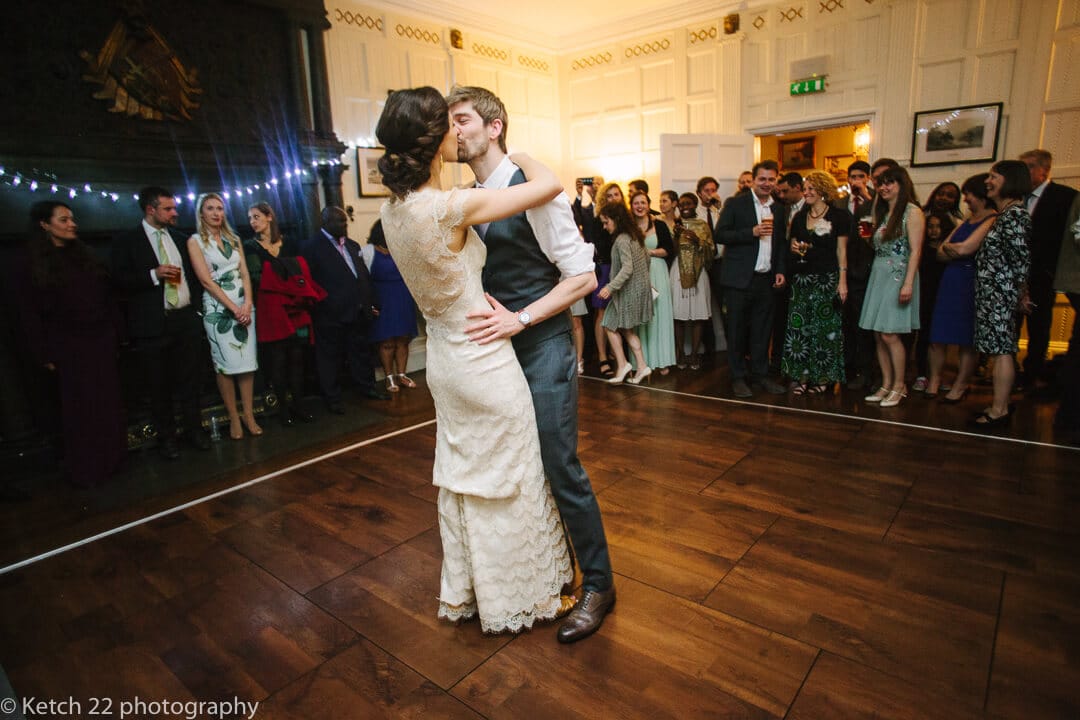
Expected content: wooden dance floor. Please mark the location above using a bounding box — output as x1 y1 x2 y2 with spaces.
1 372 1077 719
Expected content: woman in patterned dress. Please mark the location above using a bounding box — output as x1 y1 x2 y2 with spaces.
188 193 261 439
598 201 653 384
946 161 1032 428
782 171 850 394
858 166 924 408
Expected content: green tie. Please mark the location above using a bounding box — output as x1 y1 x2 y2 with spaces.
157 230 179 306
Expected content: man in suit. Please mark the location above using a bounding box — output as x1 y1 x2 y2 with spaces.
111 186 210 459
301 206 389 414
1018 149 1079 393
1053 195 1080 434
839 160 877 389
447 85 613 644
715 160 788 398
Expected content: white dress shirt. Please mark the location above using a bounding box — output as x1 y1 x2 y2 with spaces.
752 195 775 273
479 156 595 279
143 219 192 308
1028 179 1050 215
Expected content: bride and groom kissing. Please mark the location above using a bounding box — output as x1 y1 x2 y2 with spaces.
376 85 615 642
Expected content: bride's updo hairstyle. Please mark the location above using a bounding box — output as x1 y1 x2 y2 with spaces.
376 87 450 198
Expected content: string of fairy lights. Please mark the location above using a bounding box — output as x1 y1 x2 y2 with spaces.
0 158 346 206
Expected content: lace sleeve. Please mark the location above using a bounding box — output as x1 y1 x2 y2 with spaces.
380 190 467 318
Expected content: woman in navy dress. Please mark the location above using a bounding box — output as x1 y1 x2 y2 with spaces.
928 174 996 402
363 220 418 392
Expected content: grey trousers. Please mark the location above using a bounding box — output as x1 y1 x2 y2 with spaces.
515 331 613 592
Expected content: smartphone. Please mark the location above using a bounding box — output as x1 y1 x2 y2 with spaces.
579 177 594 186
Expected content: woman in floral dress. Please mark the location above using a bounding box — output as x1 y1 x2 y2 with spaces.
188 193 261 439
782 171 850 394
968 161 1032 428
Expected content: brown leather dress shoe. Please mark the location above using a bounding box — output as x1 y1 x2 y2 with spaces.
557 587 615 643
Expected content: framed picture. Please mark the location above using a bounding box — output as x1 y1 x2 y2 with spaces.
779 137 816 170
910 102 1002 167
356 147 391 197
825 153 855 183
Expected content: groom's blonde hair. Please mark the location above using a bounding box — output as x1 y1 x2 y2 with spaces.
445 85 508 153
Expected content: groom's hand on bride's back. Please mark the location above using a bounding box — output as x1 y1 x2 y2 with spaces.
465 293 522 344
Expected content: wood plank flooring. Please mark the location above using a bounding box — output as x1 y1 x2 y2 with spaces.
1 368 1078 719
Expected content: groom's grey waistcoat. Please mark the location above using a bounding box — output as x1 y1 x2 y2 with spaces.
481 169 571 349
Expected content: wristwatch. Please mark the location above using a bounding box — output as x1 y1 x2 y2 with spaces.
517 310 532 327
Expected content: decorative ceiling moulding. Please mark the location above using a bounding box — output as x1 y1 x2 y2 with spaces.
621 33 675 60
778 4 808 24
570 50 615 72
688 23 720 45
331 6 384 32
516 54 552 73
393 21 441 45
818 0 845 12
470 39 512 65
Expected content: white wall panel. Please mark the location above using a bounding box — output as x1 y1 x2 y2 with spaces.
605 69 640 110
1060 0 1080 30
642 108 678 151
570 77 604 115
1047 33 1080 105
642 61 676 105
461 60 500 93
917 60 966 109
527 77 557 117
408 51 449 89
688 99 719 134
686 51 717 95
980 0 1022 43
973 51 1016 103
496 70 529 113
919 0 970 56
602 113 640 156
571 119 601 159
1041 109 1080 167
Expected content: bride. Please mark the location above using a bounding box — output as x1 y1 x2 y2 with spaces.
376 87 573 633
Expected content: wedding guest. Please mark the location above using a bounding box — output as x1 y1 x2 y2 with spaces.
923 182 964 223
598 202 653 384
188 193 261 439
782 171 849 394
658 190 679 235
631 191 676 373
912 211 957 395
245 202 325 425
111 186 209 459
859 166 924 408
670 193 714 370
589 182 625 378
17 201 125 487
943 161 1032 428
362 219 418 393
839 160 876 389
1052 194 1080 434
929 174 996 402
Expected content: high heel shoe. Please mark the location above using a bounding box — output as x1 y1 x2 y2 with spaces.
243 416 263 436
879 386 907 408
940 387 969 404
396 373 416 389
864 386 888 403
577 360 586 376
608 364 633 383
627 366 652 385
386 375 400 393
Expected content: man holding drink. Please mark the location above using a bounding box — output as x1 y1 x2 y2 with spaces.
838 159 879 389
112 186 211 459
715 160 788 398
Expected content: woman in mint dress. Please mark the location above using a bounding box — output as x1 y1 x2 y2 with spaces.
858 166 924 408
630 191 676 373
188 193 261 439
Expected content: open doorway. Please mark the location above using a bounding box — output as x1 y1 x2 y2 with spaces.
755 120 871 193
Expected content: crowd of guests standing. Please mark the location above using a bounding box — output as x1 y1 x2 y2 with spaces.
571 148 1080 434
14 186 419 488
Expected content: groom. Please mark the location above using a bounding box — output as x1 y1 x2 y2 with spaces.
447 85 616 643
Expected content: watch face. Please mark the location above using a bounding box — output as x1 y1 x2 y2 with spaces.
518 311 531 325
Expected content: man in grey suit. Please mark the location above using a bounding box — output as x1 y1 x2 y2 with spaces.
715 160 788 398
446 85 615 643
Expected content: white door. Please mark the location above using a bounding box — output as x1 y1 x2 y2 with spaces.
660 133 755 200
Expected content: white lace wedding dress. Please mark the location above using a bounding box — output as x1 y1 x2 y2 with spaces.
381 187 572 633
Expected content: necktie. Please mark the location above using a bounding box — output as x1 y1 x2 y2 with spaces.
706 208 715 234
853 194 863 216
337 238 357 276
156 230 179 306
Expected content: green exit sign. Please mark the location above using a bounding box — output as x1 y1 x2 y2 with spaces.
790 77 827 95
